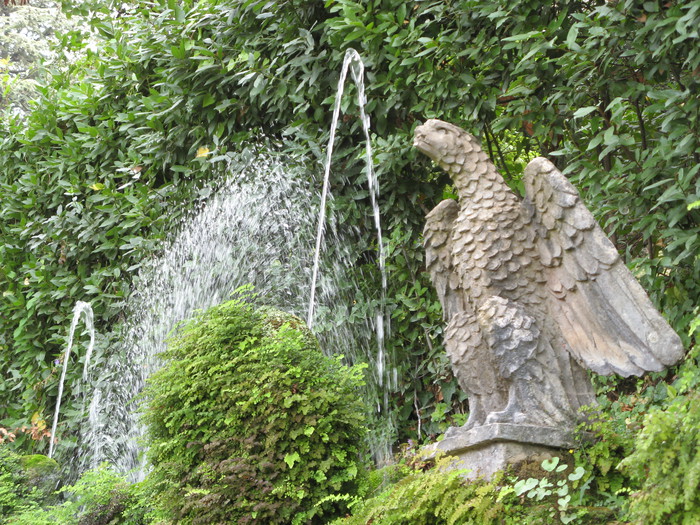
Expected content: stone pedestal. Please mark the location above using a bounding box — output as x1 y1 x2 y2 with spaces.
425 423 581 480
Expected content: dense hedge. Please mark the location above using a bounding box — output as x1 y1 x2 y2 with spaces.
0 0 697 457
141 300 368 524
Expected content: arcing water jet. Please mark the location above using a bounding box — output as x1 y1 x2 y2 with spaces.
48 301 95 459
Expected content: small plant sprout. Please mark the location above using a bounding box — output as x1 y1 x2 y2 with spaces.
514 457 588 524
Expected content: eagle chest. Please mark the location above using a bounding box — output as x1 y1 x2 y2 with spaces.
450 202 540 304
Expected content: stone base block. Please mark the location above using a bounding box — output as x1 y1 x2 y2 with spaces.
437 440 562 480
424 423 583 480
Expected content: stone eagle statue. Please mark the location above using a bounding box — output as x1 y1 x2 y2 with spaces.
414 119 684 431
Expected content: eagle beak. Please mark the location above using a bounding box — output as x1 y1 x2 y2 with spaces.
414 123 439 161
413 123 426 148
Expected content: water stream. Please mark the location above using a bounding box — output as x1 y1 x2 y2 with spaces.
49 301 95 459
308 47 391 396
308 48 386 323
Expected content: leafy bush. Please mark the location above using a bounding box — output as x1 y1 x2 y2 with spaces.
140 298 368 524
619 393 700 524
0 447 31 518
569 401 641 507
0 447 60 523
335 452 624 525
4 463 157 525
331 459 509 525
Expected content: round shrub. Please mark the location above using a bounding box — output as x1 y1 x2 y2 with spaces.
0 449 60 522
141 298 368 524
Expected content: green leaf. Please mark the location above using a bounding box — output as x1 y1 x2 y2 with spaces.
573 106 598 119
603 126 618 146
173 5 185 23
284 451 300 469
565 23 582 51
568 466 585 481
503 30 543 42
542 457 560 472
514 478 539 495
202 94 216 107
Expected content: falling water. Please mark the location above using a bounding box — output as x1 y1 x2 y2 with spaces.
308 47 390 394
81 51 396 477
80 147 386 478
49 301 95 459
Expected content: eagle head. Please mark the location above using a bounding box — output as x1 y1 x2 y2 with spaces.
413 119 475 167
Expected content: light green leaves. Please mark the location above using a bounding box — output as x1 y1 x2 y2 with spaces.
513 477 539 495
284 451 300 469
568 466 585 481
565 23 583 52
514 457 589 521
542 456 567 473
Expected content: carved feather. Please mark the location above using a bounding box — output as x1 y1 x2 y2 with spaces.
478 296 539 380
523 157 684 376
423 199 462 321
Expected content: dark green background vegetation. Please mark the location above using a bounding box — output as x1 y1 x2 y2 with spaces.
0 0 699 522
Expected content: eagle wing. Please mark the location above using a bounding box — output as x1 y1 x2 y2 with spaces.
522 157 684 376
423 199 462 321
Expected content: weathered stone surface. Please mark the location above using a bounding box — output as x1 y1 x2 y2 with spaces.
431 439 562 481
414 119 684 446
438 423 579 450
426 424 582 480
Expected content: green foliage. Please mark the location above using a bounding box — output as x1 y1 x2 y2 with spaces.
0 448 60 522
0 447 31 517
0 58 15 106
571 415 635 511
4 463 157 525
0 1 75 113
336 451 623 525
141 298 368 524
0 0 697 462
619 393 700 524
514 457 588 524
332 457 514 525
0 93 192 443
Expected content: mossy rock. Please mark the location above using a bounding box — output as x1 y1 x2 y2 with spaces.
21 454 61 507
20 454 59 476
